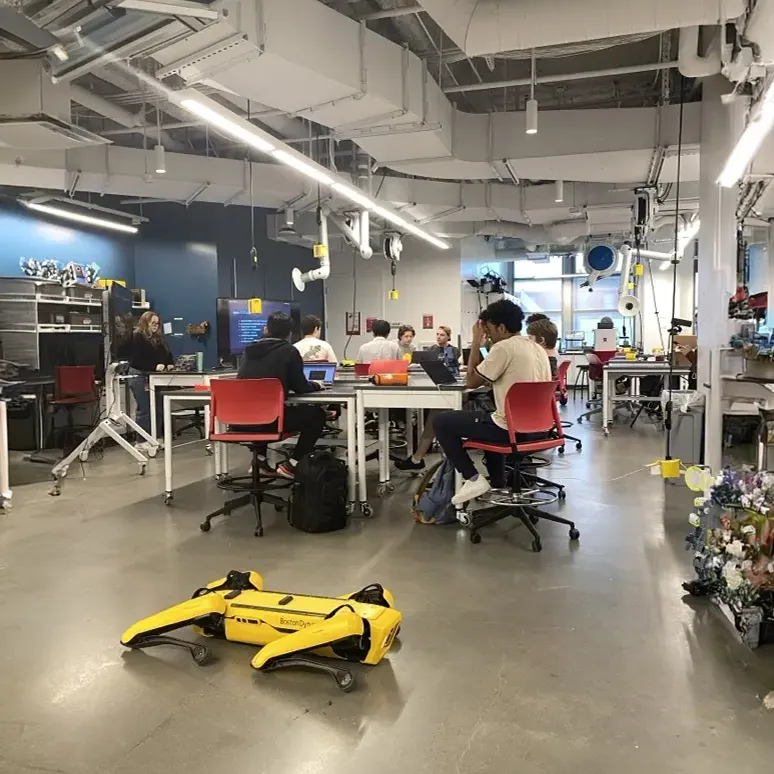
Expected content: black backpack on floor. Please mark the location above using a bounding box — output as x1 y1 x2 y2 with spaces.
288 451 349 533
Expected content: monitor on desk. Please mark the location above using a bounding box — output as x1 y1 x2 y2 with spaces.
216 298 300 363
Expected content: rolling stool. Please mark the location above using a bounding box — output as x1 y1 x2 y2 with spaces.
573 364 589 399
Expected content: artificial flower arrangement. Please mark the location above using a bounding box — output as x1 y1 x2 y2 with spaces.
685 467 774 648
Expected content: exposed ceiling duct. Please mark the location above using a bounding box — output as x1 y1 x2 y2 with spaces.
415 0 745 58
147 0 702 184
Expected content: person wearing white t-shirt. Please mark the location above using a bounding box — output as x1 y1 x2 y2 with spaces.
434 299 552 506
294 315 337 363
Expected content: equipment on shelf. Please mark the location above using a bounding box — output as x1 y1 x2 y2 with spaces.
562 331 586 352
120 569 402 692
49 361 159 495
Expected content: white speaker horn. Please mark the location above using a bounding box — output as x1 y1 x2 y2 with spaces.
618 295 640 317
292 267 305 292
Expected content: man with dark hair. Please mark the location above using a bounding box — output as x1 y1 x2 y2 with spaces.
237 311 326 479
356 319 400 363
434 299 552 505
295 314 337 362
397 324 417 358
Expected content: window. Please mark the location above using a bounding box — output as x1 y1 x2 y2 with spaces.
572 276 623 345
514 255 563 279
512 279 563 340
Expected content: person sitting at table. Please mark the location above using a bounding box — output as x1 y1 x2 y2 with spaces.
294 314 337 363
429 325 460 371
397 324 417 359
527 317 559 379
433 299 552 505
237 311 326 479
356 319 400 363
124 310 174 447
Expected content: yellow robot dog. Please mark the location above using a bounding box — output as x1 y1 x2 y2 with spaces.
121 570 401 692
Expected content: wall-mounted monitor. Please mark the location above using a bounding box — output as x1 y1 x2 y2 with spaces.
216 298 299 362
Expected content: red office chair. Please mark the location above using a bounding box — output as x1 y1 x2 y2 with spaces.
368 359 408 375
577 350 616 424
458 381 579 552
555 359 583 453
200 378 296 537
50 366 99 451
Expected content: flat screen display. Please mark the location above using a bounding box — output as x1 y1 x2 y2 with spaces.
216 298 298 359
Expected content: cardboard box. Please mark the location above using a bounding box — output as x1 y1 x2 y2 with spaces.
673 335 697 366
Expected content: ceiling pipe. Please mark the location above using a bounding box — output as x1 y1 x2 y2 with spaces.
357 5 422 21
443 61 680 95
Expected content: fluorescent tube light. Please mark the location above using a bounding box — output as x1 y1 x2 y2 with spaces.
332 183 375 210
718 82 774 187
154 143 166 174
115 0 220 20
180 98 275 153
526 98 538 135
272 150 333 186
23 201 138 234
50 44 68 62
554 179 563 203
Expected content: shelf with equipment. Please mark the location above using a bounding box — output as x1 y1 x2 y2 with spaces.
0 278 106 370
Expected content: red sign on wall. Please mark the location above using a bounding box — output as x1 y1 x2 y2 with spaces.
365 317 377 333
422 314 434 329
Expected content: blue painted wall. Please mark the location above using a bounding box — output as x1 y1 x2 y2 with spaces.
134 202 324 368
0 203 135 284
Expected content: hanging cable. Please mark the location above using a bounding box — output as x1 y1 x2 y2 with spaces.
664 75 685 462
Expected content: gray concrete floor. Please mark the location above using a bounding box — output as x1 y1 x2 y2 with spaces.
1 401 773 773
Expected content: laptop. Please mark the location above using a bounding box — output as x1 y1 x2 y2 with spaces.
420 360 458 386
411 350 440 364
303 362 337 386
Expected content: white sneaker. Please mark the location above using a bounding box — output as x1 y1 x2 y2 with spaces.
451 476 492 506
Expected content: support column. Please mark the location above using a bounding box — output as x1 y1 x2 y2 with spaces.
698 76 745 471
766 225 774 330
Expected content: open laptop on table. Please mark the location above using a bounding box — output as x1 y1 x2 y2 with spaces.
420 360 458 386
303 362 337 386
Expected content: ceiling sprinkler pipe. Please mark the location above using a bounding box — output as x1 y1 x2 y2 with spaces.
292 209 330 292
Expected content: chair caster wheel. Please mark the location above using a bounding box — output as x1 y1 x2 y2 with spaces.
577 417 583 423
205 444 213 456
558 446 565 455
531 539 542 552
576 442 582 450
377 484 389 497
361 502 373 518
200 521 211 532
138 463 146 475
603 429 610 437
164 492 173 505
79 451 89 462
586 402 591 409
192 645 212 665
529 515 539 525
254 528 264 537
569 528 580 540
274 504 285 512
559 397 568 406
470 532 481 544
146 446 158 459
457 510 472 527
558 490 567 500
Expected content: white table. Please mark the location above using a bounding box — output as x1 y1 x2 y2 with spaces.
149 370 235 440
161 385 359 508
356 379 466 511
601 362 691 435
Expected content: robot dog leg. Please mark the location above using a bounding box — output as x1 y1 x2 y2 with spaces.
121 593 227 665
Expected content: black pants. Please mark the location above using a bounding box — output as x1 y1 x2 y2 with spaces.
434 410 510 486
234 403 326 462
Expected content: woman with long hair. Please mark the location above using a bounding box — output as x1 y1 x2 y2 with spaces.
127 311 173 443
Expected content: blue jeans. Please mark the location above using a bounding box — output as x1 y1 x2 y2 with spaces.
128 368 151 434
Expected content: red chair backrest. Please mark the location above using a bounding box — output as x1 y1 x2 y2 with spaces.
504 382 565 444
368 359 408 375
354 363 370 377
209 378 285 433
586 350 614 381
56 365 96 399
556 359 570 388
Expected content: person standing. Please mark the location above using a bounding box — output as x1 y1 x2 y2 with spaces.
356 319 401 363
397 324 417 359
294 315 337 362
126 311 174 444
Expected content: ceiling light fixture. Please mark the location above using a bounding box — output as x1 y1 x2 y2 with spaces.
175 92 449 250
23 201 139 234
154 143 166 174
555 179 564 203
114 0 220 20
718 80 774 187
50 44 68 62
180 98 275 153
272 150 334 186
526 49 538 135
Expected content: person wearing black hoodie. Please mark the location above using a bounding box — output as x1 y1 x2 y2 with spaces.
237 311 326 479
